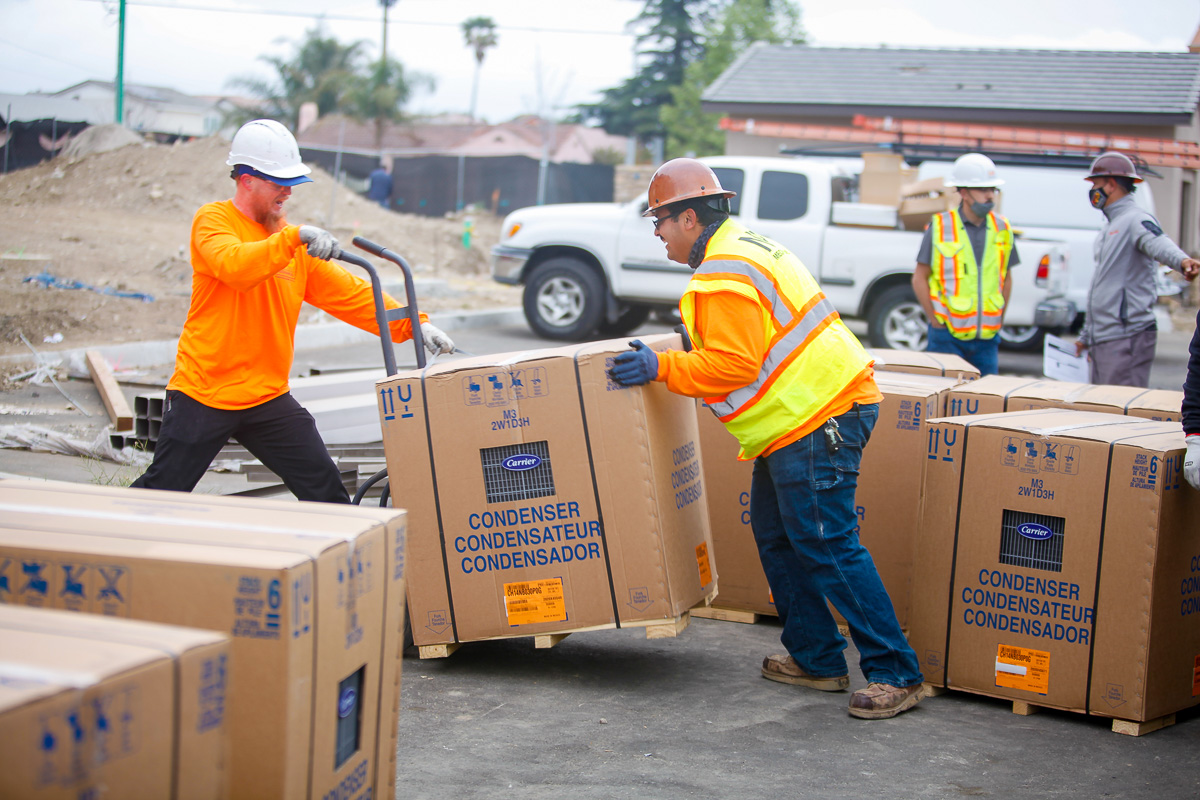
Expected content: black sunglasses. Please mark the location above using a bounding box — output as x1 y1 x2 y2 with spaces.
652 211 681 231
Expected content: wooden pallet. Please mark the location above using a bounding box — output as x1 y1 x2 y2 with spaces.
922 684 1177 736
416 611 695 659
690 606 762 624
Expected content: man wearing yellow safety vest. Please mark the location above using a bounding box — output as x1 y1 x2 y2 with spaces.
911 153 1018 376
611 159 924 720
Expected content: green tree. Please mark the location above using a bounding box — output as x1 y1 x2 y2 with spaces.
225 26 369 129
462 16 499 121
344 56 436 150
574 0 718 143
662 0 805 158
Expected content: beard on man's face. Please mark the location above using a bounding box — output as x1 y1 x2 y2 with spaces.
261 206 288 234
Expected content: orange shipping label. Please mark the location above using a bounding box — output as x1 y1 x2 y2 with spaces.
995 644 1050 694
504 578 567 626
695 542 712 587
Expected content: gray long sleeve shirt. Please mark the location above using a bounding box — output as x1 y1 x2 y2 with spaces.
1081 194 1189 346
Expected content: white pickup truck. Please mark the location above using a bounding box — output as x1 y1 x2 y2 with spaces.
491 155 1075 349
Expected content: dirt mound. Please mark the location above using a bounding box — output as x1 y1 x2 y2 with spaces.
0 132 513 358
60 124 145 161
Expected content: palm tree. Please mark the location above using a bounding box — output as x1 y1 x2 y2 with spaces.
461 16 498 121
225 26 368 129
344 57 435 151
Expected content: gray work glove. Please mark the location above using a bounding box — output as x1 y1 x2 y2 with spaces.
298 225 340 261
421 322 455 357
1186 435 1200 491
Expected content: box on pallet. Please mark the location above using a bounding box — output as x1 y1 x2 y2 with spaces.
909 409 1200 724
695 371 963 629
376 333 716 649
0 480 408 800
0 605 229 800
867 348 980 381
943 375 1185 421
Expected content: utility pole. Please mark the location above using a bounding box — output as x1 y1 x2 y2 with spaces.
380 0 397 62
115 0 126 125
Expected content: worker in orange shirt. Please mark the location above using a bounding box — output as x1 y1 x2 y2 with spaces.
611 159 923 720
131 119 454 502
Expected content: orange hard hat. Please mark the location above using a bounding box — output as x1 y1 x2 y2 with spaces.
1086 151 1143 183
643 158 736 217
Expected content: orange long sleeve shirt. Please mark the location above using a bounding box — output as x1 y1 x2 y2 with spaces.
169 200 426 409
655 291 881 458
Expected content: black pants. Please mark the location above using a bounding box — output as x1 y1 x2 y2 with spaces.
131 390 350 503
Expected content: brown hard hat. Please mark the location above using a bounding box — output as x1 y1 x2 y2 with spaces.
643 158 736 216
1086 151 1143 183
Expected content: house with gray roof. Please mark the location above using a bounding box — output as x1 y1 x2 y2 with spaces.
701 44 1200 249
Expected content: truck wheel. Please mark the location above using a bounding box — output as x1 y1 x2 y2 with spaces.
867 285 928 350
523 257 605 340
597 304 651 338
998 325 1046 352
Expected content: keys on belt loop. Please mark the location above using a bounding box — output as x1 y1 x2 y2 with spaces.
824 417 843 455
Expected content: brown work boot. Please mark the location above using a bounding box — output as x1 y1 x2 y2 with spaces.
761 654 849 691
848 682 923 719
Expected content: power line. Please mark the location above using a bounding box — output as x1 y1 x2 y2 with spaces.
71 0 634 38
0 34 101 76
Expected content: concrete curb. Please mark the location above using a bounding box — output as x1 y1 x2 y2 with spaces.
0 307 527 371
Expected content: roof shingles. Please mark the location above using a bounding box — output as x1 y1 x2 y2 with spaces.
703 45 1200 121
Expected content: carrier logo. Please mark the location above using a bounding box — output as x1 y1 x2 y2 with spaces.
1017 523 1054 541
502 454 542 471
338 687 357 718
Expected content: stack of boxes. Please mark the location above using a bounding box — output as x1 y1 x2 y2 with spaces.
0 481 410 798
695 349 978 624
909 409 1199 729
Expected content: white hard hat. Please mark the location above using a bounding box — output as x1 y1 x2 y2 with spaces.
945 153 1004 189
226 119 312 185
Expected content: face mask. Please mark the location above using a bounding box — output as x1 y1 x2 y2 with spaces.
1089 184 1109 209
970 200 994 218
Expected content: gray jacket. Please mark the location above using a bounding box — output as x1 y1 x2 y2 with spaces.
1081 194 1189 346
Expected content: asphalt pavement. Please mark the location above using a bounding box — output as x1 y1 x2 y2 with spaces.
1 309 1199 799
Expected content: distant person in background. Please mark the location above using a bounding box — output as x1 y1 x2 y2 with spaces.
368 162 393 209
911 153 1018 376
131 119 453 502
1183 304 1200 490
1074 151 1199 387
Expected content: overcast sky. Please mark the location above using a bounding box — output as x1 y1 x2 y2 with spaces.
1 0 1198 124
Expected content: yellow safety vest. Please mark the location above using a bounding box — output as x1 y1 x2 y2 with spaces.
681 220 872 461
927 208 1013 340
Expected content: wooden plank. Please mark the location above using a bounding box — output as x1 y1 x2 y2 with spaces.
534 633 570 649
85 350 134 431
1112 714 1175 737
922 683 948 697
1012 701 1042 716
644 612 690 640
690 606 760 624
418 643 460 659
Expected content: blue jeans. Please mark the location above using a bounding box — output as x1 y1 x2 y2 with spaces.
750 403 923 688
926 324 1000 376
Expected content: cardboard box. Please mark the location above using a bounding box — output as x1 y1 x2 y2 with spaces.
0 605 229 800
377 334 716 648
0 481 408 800
942 374 1045 416
947 378 1185 422
909 409 1200 722
695 403 771 615
898 176 958 231
868 348 981 381
859 373 966 628
858 153 915 206
695 372 963 628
